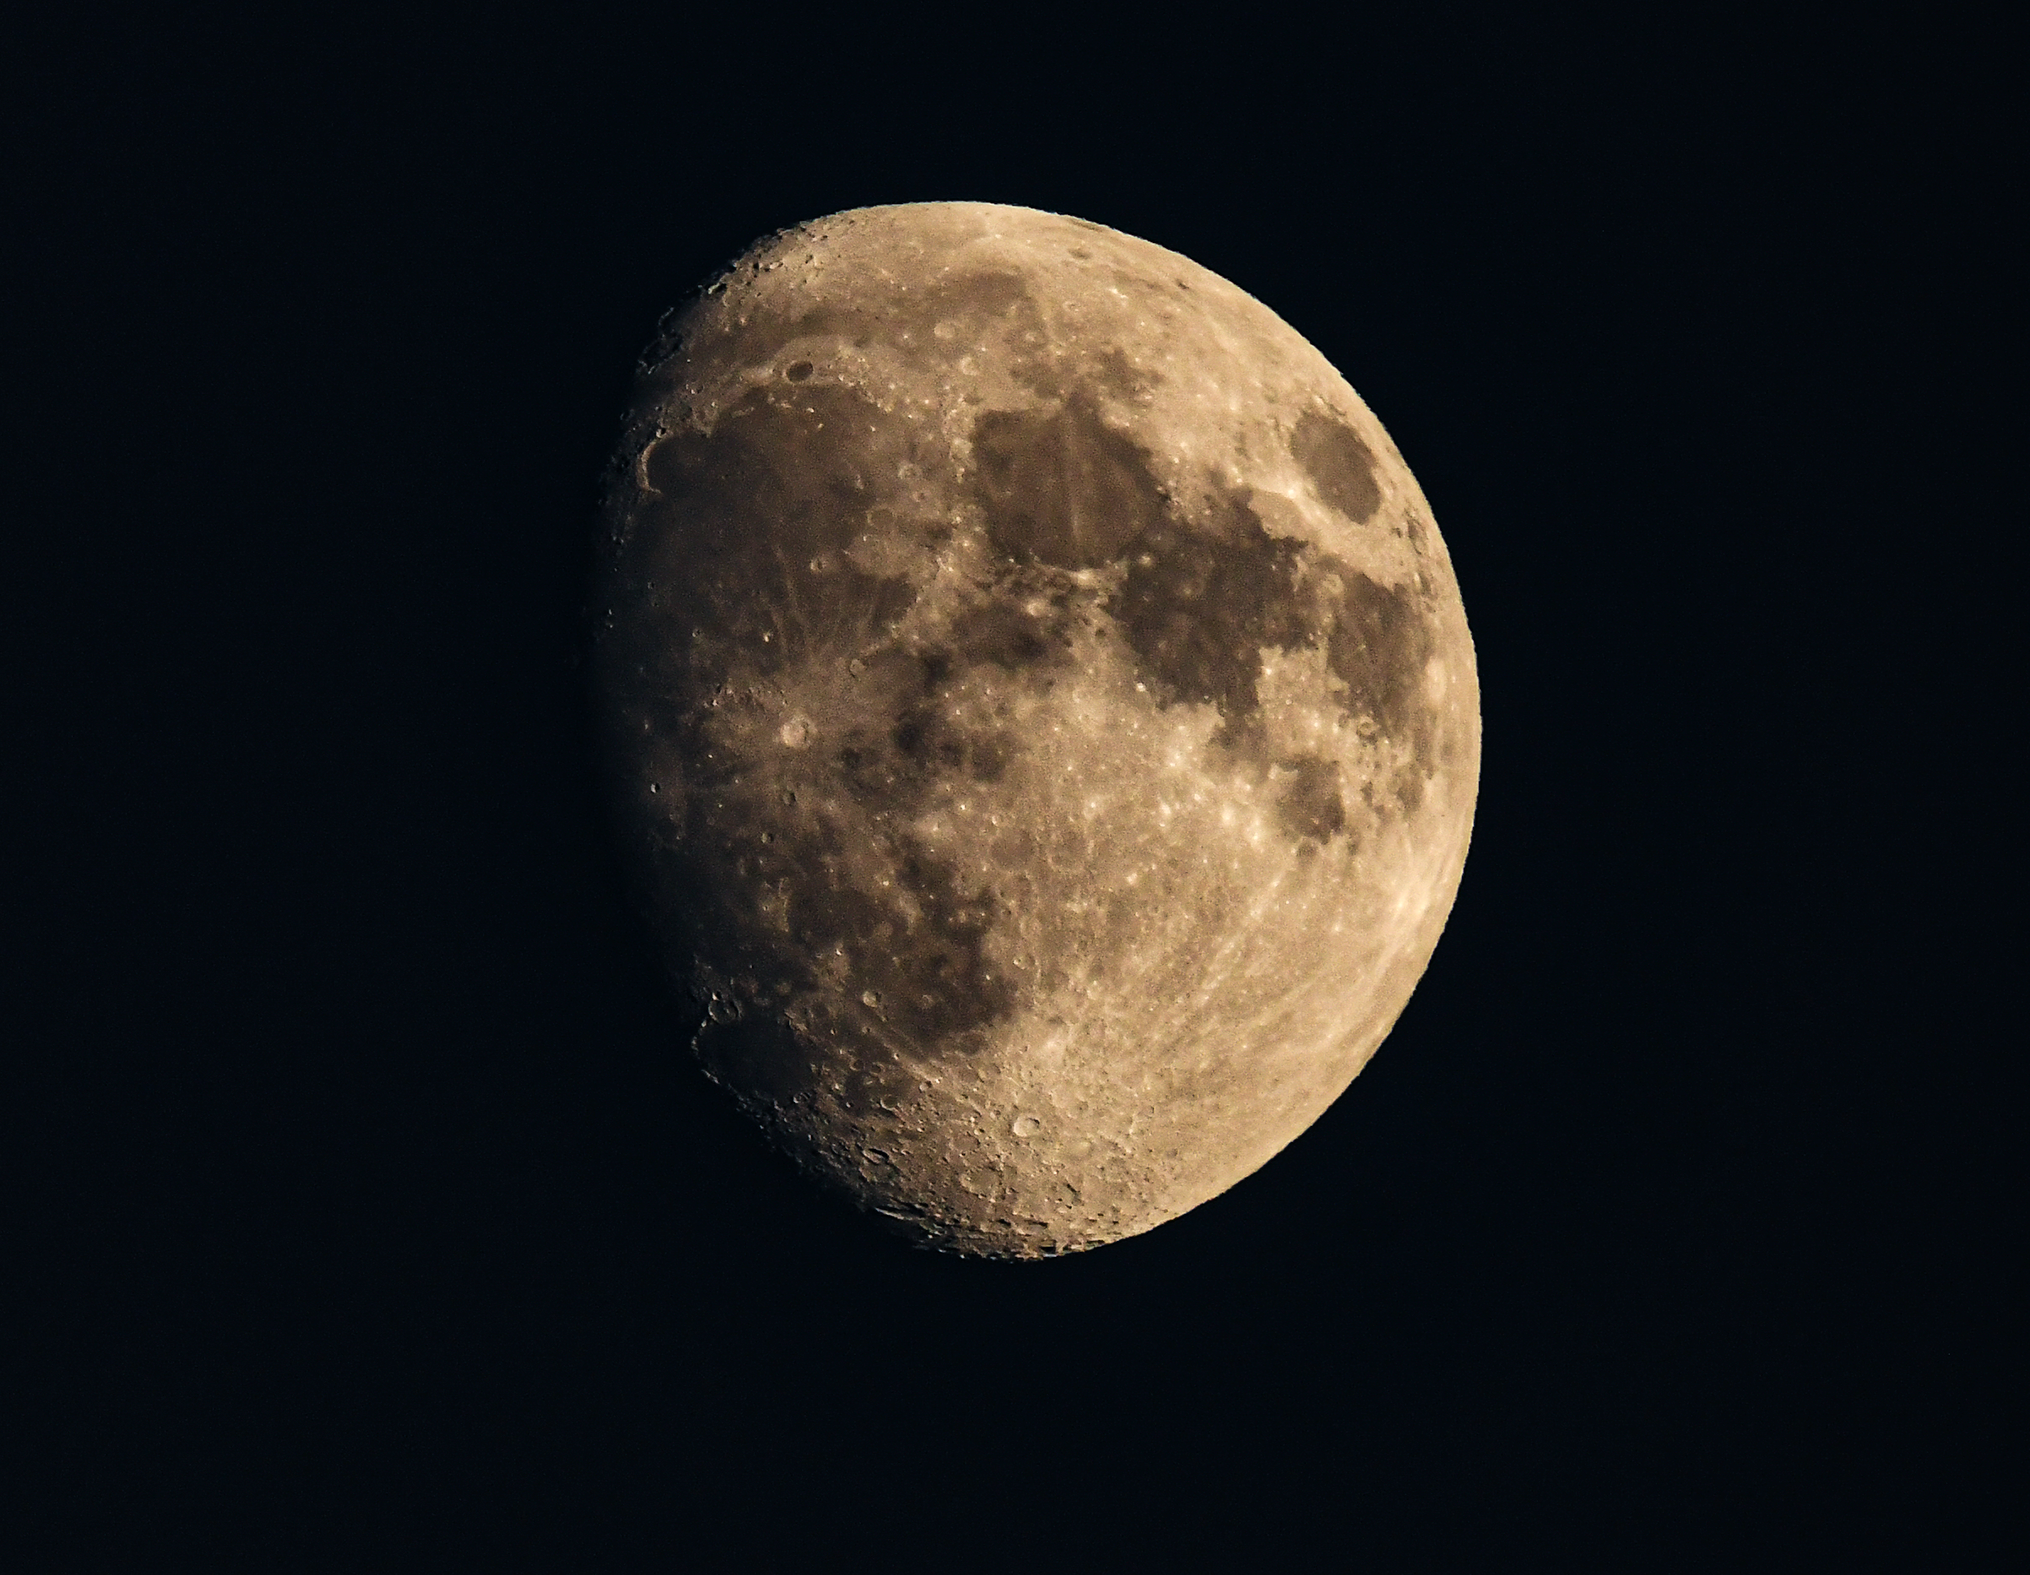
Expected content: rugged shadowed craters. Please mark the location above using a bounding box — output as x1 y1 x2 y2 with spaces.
593 203 1479 1258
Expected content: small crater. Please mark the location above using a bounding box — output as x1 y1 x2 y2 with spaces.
1011 1115 1041 1138
783 360 814 382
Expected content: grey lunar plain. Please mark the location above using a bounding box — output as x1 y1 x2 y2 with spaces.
592 202 1479 1257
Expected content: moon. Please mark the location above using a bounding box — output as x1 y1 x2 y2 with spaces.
592 202 1479 1257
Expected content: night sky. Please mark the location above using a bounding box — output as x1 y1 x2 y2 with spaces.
13 12 2008 1568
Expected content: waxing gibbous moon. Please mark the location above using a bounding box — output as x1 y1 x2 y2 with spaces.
592 202 1479 1257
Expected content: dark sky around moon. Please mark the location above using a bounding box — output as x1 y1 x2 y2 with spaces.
14 10 2008 1568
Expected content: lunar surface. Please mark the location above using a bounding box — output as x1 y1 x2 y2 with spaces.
592 202 1478 1257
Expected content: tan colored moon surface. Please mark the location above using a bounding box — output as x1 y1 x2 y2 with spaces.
592 202 1479 1257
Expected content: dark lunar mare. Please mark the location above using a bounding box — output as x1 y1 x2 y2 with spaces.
1107 497 1308 743
1273 756 1348 844
960 387 1442 838
599 276 1445 1141
1291 409 1383 524
973 398 1168 569
635 380 928 675
603 379 1030 1118
1324 570 1437 809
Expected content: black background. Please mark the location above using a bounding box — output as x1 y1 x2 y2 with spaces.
12 11 2013 1568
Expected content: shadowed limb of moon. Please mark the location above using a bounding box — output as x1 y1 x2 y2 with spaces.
593 202 1479 1257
